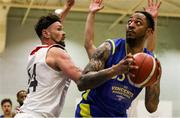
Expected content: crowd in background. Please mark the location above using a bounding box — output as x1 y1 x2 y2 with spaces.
0 90 27 118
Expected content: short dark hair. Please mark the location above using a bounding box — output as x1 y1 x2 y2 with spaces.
35 13 61 39
135 11 155 31
1 98 12 106
17 90 27 98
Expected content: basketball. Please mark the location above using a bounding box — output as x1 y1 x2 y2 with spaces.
128 53 161 88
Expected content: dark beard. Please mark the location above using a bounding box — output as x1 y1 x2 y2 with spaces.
126 37 138 48
58 41 66 47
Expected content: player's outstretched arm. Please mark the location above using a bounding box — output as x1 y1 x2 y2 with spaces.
145 59 162 113
145 80 160 113
144 0 162 51
85 0 104 59
47 43 112 90
58 0 75 24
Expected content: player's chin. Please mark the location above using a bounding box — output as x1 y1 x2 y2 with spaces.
126 36 135 42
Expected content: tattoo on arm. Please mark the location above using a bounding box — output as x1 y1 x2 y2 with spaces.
145 81 160 112
76 42 113 91
83 42 111 73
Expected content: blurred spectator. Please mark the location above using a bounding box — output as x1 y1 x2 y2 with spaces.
0 98 15 118
15 90 27 113
16 90 27 107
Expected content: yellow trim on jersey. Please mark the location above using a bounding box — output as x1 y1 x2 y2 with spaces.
106 39 115 55
80 103 92 117
153 53 157 58
82 90 90 101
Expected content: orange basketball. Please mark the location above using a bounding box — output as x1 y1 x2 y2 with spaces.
128 53 161 88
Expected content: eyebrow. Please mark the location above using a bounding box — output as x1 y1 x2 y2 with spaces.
128 17 144 22
136 18 143 22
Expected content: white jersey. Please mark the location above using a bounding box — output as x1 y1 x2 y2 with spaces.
20 45 71 117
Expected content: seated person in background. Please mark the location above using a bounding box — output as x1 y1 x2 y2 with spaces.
0 98 15 118
15 90 27 113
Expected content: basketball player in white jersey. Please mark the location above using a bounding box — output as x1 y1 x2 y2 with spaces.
14 0 137 117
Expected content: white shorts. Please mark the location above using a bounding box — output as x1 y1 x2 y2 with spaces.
14 112 44 118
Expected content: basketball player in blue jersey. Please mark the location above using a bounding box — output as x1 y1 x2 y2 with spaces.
75 0 162 117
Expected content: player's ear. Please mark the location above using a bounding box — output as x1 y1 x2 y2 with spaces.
145 28 153 39
146 28 153 35
42 29 50 39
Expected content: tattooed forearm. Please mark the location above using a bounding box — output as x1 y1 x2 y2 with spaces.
77 67 115 91
145 81 160 113
83 42 111 74
76 42 113 91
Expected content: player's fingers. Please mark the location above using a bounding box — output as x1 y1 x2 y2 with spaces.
125 53 134 59
129 65 139 70
143 7 146 11
148 0 150 6
95 0 100 3
99 0 103 5
157 1 162 9
148 0 152 6
127 65 139 77
90 0 94 4
128 72 135 78
124 58 134 65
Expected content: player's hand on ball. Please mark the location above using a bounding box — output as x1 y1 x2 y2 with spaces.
113 53 138 76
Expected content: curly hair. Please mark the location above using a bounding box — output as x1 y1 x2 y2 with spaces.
35 14 61 39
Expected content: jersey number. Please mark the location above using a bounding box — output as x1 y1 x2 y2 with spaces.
27 64 38 93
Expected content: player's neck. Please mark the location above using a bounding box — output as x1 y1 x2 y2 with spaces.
41 38 54 46
3 113 12 117
126 39 145 55
126 44 144 55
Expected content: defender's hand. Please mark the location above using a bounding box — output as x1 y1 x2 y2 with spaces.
144 0 162 19
66 0 75 8
89 0 104 13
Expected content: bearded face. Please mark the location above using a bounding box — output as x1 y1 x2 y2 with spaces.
126 13 149 48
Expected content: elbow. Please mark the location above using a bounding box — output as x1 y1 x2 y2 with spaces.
77 84 85 92
145 102 158 113
76 80 87 91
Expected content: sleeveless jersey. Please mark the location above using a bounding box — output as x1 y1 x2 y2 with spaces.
20 44 71 117
75 38 154 117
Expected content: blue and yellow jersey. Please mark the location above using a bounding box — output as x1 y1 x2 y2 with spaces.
75 38 154 117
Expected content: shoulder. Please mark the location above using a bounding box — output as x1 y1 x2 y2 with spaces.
94 38 125 58
144 48 155 57
105 38 126 49
47 45 71 65
105 38 125 44
93 41 112 59
48 45 69 58
105 38 125 55
46 45 70 71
